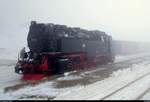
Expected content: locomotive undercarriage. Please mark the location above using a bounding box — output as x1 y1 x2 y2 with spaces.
15 51 114 80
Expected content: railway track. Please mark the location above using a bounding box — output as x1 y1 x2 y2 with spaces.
100 71 150 100
136 86 150 100
54 61 150 100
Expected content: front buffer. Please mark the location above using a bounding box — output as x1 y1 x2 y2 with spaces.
15 55 50 80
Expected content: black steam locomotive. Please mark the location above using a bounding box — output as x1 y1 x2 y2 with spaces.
15 21 115 80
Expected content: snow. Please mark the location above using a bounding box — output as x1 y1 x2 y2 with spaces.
63 70 77 76
0 65 21 89
57 75 82 81
141 91 150 100
55 61 150 100
56 71 82 81
0 81 83 100
81 68 106 75
105 74 150 100
0 81 57 100
115 53 150 63
0 48 21 88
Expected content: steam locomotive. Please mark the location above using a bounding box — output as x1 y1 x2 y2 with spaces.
15 21 115 80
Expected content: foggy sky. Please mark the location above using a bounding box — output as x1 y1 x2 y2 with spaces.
0 0 150 49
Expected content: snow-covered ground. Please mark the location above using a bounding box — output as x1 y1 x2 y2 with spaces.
0 48 150 100
141 90 150 100
0 48 21 89
115 53 150 63
55 61 150 100
0 65 21 89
